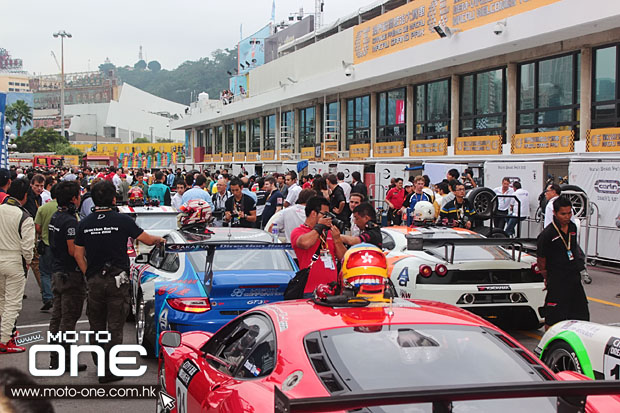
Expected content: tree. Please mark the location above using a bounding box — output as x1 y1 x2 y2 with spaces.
52 142 83 156
5 100 33 137
134 60 147 70
148 60 161 72
99 61 116 73
133 137 150 143
14 127 65 152
156 138 173 143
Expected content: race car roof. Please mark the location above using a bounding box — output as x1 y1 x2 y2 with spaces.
176 226 275 244
118 205 178 214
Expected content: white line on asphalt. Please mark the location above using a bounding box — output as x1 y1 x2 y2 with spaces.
17 319 89 329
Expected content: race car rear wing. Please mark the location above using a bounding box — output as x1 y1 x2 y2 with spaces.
405 234 538 264
274 380 620 413
164 242 292 253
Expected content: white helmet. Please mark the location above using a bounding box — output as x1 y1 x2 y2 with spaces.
413 201 435 222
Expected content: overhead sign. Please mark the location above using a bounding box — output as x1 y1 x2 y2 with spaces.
374 141 404 158
586 127 620 152
353 0 563 64
246 152 259 162
409 138 447 157
349 143 371 159
222 153 233 162
262 150 275 161
512 131 574 154
455 135 502 155
301 147 314 159
234 152 245 162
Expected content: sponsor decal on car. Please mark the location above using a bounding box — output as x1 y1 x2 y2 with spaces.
477 285 511 291
176 359 199 413
603 337 620 380
231 288 281 297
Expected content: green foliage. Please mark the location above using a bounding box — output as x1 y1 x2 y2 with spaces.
133 137 150 143
14 127 66 152
52 142 83 156
134 60 147 70
5 100 33 137
156 138 173 143
99 62 116 73
102 48 237 105
148 60 161 72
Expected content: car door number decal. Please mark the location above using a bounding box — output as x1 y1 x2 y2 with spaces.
397 266 409 286
176 360 199 413
603 336 620 380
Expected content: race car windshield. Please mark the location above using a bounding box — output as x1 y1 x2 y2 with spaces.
134 214 179 231
425 233 512 261
188 249 294 272
312 324 554 412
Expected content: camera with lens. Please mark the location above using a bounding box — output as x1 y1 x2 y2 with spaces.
323 211 346 233
212 207 226 220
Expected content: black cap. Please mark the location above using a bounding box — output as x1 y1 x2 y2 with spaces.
0 168 10 187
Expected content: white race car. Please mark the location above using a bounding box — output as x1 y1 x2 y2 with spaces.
119 205 179 256
382 226 545 329
536 320 620 381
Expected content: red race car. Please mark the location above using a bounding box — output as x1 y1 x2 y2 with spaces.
157 298 620 413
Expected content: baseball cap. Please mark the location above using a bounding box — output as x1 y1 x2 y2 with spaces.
404 181 413 187
0 168 10 187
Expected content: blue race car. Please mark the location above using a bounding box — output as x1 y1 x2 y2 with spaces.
129 226 297 356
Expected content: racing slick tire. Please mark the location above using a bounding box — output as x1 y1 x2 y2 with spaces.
542 340 584 375
126 290 136 322
136 291 156 358
474 226 509 238
466 187 495 220
560 184 588 218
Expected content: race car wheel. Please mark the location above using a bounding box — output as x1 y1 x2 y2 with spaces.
467 187 495 220
136 292 156 358
542 341 584 375
560 184 588 218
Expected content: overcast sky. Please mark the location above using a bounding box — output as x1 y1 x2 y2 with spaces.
2 0 368 75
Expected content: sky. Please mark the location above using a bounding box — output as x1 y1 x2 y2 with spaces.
2 0 369 76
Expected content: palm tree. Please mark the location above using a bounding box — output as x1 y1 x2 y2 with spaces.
5 100 33 137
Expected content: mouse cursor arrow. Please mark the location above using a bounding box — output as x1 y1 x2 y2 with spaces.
159 390 176 411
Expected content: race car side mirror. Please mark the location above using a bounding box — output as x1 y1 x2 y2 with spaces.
135 254 149 264
160 331 181 348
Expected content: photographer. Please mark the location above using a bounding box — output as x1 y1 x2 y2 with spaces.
225 178 256 228
291 197 346 297
462 168 477 190
212 178 231 227
340 202 382 248
440 181 476 228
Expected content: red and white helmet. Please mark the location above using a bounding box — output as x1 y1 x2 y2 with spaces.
178 199 212 227
128 187 144 206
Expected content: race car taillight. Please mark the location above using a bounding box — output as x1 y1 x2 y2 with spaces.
435 264 448 277
167 298 211 313
531 263 540 274
419 265 433 278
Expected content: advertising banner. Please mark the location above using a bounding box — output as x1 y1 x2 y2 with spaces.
512 131 574 154
262 150 275 161
374 141 404 158
353 0 562 64
410 138 447 157
246 152 259 162
0 92 6 169
336 163 364 183
455 135 502 155
586 128 620 152
569 162 620 260
423 163 466 186
233 152 245 162
308 162 329 176
350 143 371 159
375 163 407 194
238 24 270 75
222 153 233 162
301 147 314 159
484 161 544 221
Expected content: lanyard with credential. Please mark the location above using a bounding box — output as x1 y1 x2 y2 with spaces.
552 221 574 261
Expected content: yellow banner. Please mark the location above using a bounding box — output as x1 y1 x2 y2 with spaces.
374 141 404 157
222 153 233 162
587 128 620 152
301 147 315 159
455 135 502 155
212 153 223 162
354 0 562 64
323 142 338 160
234 152 245 162
204 154 212 163
72 142 184 156
246 152 259 162
279 149 293 160
512 131 574 154
350 143 371 159
409 138 447 157
262 150 275 161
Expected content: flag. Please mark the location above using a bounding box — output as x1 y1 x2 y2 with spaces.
271 0 276 22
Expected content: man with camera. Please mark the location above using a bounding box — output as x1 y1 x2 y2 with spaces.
340 202 382 248
225 178 257 228
212 178 231 227
291 197 346 297
440 181 476 228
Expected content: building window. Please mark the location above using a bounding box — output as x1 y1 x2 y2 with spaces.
225 124 234 153
413 79 450 141
205 128 213 153
460 68 506 140
280 111 294 150
592 44 620 128
215 126 224 153
236 122 247 152
299 106 316 148
264 114 276 150
250 118 260 152
377 88 406 143
8 82 14 85
518 52 580 134
8 88 14 92
196 130 204 148
346 95 370 149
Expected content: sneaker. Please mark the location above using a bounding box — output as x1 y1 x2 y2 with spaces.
40 301 53 311
0 339 26 354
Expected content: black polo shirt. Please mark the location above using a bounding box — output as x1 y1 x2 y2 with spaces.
359 225 382 248
262 189 284 227
329 185 347 221
49 209 79 273
537 219 584 277
225 194 257 228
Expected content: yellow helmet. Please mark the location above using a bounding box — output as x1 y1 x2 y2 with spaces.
341 244 389 301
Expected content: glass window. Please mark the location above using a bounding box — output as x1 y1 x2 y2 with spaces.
346 95 370 149
460 68 506 139
250 118 260 152
225 124 234 153
206 128 214 154
517 52 580 134
299 106 316 148
215 126 223 153
413 79 450 142
592 44 620 128
281 111 294 150
264 115 276 150
236 122 247 152
197 129 205 148
377 88 406 143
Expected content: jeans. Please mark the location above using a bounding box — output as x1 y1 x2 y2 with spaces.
493 209 509 229
38 245 54 303
505 217 526 237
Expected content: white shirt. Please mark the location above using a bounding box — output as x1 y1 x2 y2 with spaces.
171 192 183 210
544 195 577 227
510 188 530 218
41 189 52 204
272 204 306 242
112 174 122 191
350 215 360 236
494 186 514 211
338 181 352 202
285 183 302 206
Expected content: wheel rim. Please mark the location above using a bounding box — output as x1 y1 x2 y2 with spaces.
474 193 490 215
136 298 145 345
545 348 579 373
566 193 586 217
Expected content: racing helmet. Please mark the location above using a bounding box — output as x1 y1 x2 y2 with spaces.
128 187 144 206
412 201 435 223
340 244 389 302
177 199 212 228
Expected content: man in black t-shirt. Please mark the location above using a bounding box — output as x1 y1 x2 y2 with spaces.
74 181 164 383
254 177 268 229
261 176 283 228
48 181 88 371
340 202 382 248
327 174 348 222
225 178 257 228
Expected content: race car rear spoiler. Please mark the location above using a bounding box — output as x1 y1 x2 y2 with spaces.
405 234 538 263
165 242 292 253
274 380 620 413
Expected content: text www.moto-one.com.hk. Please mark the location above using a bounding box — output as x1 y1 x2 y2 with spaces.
6 384 159 399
